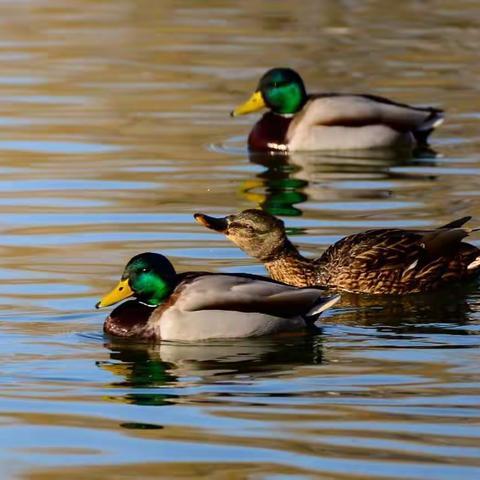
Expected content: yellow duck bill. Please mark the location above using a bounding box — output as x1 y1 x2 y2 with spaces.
96 279 134 309
231 91 266 117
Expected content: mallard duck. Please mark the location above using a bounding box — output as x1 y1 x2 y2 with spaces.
231 68 444 151
194 211 480 295
96 252 340 341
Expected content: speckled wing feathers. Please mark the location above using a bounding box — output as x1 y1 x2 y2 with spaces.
315 221 480 294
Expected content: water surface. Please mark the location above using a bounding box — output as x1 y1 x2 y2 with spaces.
0 0 480 478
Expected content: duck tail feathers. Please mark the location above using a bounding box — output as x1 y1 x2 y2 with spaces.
467 255 480 271
439 216 472 229
413 109 444 145
420 109 445 130
305 294 340 322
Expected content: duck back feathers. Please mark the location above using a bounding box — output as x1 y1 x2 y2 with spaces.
310 219 480 294
151 274 339 341
285 94 444 151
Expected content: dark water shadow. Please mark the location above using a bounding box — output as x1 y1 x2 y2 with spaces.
334 282 477 335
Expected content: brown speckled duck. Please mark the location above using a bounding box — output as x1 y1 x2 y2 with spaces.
96 252 340 341
195 210 480 295
231 68 444 152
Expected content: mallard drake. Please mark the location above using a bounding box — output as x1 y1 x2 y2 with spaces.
96 252 340 341
231 68 444 151
194 211 480 295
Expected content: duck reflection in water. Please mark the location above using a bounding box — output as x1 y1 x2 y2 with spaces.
241 148 439 217
240 152 307 217
337 285 475 334
97 330 325 407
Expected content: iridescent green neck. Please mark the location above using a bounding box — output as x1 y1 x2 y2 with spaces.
263 82 306 114
132 272 174 306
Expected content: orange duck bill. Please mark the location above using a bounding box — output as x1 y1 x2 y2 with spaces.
194 213 229 233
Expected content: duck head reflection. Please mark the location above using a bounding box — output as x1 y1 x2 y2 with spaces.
242 148 439 217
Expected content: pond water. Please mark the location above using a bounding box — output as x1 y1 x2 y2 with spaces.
0 0 480 478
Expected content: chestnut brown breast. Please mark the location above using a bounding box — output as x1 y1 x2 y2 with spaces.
248 112 292 151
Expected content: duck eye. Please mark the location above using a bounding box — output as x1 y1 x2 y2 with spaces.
140 267 150 273
229 222 254 234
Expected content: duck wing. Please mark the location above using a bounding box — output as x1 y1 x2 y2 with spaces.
320 219 476 274
173 273 339 318
289 93 443 135
320 229 426 273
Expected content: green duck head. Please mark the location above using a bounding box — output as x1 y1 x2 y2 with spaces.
96 253 177 308
232 68 307 117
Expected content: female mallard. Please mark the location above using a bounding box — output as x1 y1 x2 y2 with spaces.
232 68 444 151
96 252 340 341
195 211 480 295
